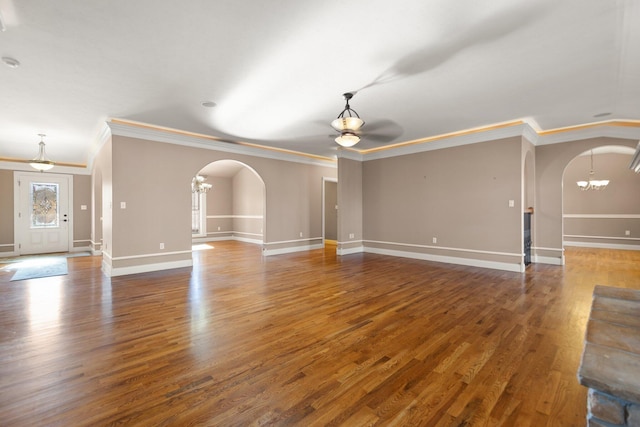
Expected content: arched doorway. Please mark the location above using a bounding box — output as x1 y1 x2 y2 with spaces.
191 160 266 247
561 145 638 251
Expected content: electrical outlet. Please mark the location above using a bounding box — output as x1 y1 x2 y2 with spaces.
217 226 221 231
349 233 355 239
626 230 631 236
433 237 437 244
508 200 515 208
159 243 164 250
299 232 303 237
120 201 126 209
80 205 87 210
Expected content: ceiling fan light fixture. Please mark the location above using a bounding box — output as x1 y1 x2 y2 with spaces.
29 134 55 171
335 132 360 147
331 92 364 147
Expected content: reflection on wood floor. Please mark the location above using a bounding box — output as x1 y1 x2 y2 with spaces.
1 243 639 426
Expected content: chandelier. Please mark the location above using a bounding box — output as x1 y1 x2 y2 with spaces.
331 92 364 147
630 141 640 173
577 150 609 191
192 175 212 193
29 134 55 171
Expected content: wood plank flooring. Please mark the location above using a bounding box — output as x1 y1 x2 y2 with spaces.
1 243 639 426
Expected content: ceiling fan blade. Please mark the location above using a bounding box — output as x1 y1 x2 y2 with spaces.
361 119 403 144
364 119 397 133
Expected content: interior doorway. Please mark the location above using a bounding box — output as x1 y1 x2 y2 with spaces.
561 145 638 253
14 172 73 255
323 178 337 245
191 160 266 246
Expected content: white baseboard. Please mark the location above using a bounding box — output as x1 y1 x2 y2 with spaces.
193 236 263 245
263 243 323 256
533 255 564 265
364 247 525 273
0 251 19 259
71 246 91 253
233 236 263 245
103 259 193 277
337 246 364 256
564 241 640 251
195 236 321 256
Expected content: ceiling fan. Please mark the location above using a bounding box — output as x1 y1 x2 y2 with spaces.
330 92 403 148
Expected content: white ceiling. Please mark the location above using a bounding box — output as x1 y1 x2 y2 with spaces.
1 0 640 167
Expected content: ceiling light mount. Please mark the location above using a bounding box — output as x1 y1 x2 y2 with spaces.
331 92 365 147
29 134 55 171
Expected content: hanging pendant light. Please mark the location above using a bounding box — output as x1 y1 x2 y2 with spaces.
29 134 55 171
192 175 212 193
331 92 364 147
576 150 609 190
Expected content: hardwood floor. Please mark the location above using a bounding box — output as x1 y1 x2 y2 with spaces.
1 243 639 426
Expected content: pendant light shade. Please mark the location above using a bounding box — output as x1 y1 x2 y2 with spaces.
334 132 361 147
29 134 55 171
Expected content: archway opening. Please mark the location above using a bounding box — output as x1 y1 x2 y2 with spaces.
190 160 266 250
561 145 638 253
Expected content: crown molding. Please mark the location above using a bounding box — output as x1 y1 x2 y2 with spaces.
337 148 364 162
361 121 531 161
86 122 113 172
535 120 640 145
359 120 640 161
106 119 337 169
98 118 640 167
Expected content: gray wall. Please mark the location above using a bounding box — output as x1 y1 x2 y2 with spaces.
232 167 264 240
72 174 92 249
362 137 523 269
324 180 337 241
0 170 14 254
206 176 233 238
337 156 363 253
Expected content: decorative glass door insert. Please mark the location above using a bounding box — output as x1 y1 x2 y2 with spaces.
31 182 59 228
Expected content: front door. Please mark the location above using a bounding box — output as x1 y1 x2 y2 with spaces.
14 172 72 255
